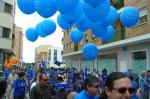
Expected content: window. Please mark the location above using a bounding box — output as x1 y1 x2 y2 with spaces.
111 0 124 10
137 6 147 24
4 3 12 14
79 40 83 45
132 51 146 60
70 42 73 48
2 27 10 38
49 50 51 61
85 33 88 43
132 51 147 73
67 43 69 49
54 50 57 55
139 6 147 17
0 0 4 11
0 26 2 37
74 43 78 51
54 49 57 61
0 1 12 14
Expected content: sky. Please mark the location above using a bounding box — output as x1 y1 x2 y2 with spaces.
14 3 63 63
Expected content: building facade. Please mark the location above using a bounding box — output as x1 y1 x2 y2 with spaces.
62 0 150 74
0 0 15 69
13 24 23 63
35 45 62 67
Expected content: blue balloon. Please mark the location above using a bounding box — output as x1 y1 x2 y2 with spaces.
84 0 106 7
62 2 83 24
70 28 83 43
57 14 72 30
36 22 47 38
75 14 92 32
91 21 107 37
40 19 56 36
34 0 57 18
82 43 98 60
101 25 115 42
17 0 35 14
120 6 139 28
25 28 38 42
54 0 79 14
103 6 118 26
83 0 110 22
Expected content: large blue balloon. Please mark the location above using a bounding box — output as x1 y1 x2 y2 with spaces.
17 0 35 14
34 0 57 18
83 0 110 22
25 28 38 42
40 19 56 36
70 28 83 43
54 0 79 14
101 25 115 42
57 14 72 30
91 21 107 37
36 22 47 38
82 43 98 60
84 0 106 7
75 14 92 32
120 6 139 28
103 6 118 26
62 2 83 24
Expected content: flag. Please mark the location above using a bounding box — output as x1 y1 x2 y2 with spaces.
54 60 62 66
41 56 46 71
38 64 42 68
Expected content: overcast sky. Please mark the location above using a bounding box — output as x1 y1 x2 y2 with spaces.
14 3 63 63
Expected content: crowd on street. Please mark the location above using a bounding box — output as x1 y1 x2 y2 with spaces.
0 66 150 99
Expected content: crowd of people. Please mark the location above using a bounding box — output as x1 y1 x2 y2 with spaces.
0 66 150 99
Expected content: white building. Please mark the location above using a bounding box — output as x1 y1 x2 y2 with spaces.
48 46 63 67
35 45 63 68
0 0 15 68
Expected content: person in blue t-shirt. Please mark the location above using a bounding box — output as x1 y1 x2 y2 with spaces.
129 76 138 99
5 69 10 80
10 71 27 99
74 75 99 99
139 71 146 99
144 70 150 99
101 68 108 83
55 76 68 91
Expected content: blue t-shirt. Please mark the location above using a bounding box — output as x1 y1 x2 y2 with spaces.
55 83 68 91
131 80 138 99
102 73 108 82
139 76 145 88
69 71 77 81
5 70 10 80
48 78 56 85
74 90 99 99
145 75 150 90
125 71 132 77
13 79 27 97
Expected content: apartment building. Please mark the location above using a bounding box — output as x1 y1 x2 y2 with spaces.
62 0 150 73
13 24 23 63
0 0 15 69
35 45 62 67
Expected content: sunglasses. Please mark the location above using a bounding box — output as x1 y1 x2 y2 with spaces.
113 87 136 94
43 79 48 82
93 85 100 88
